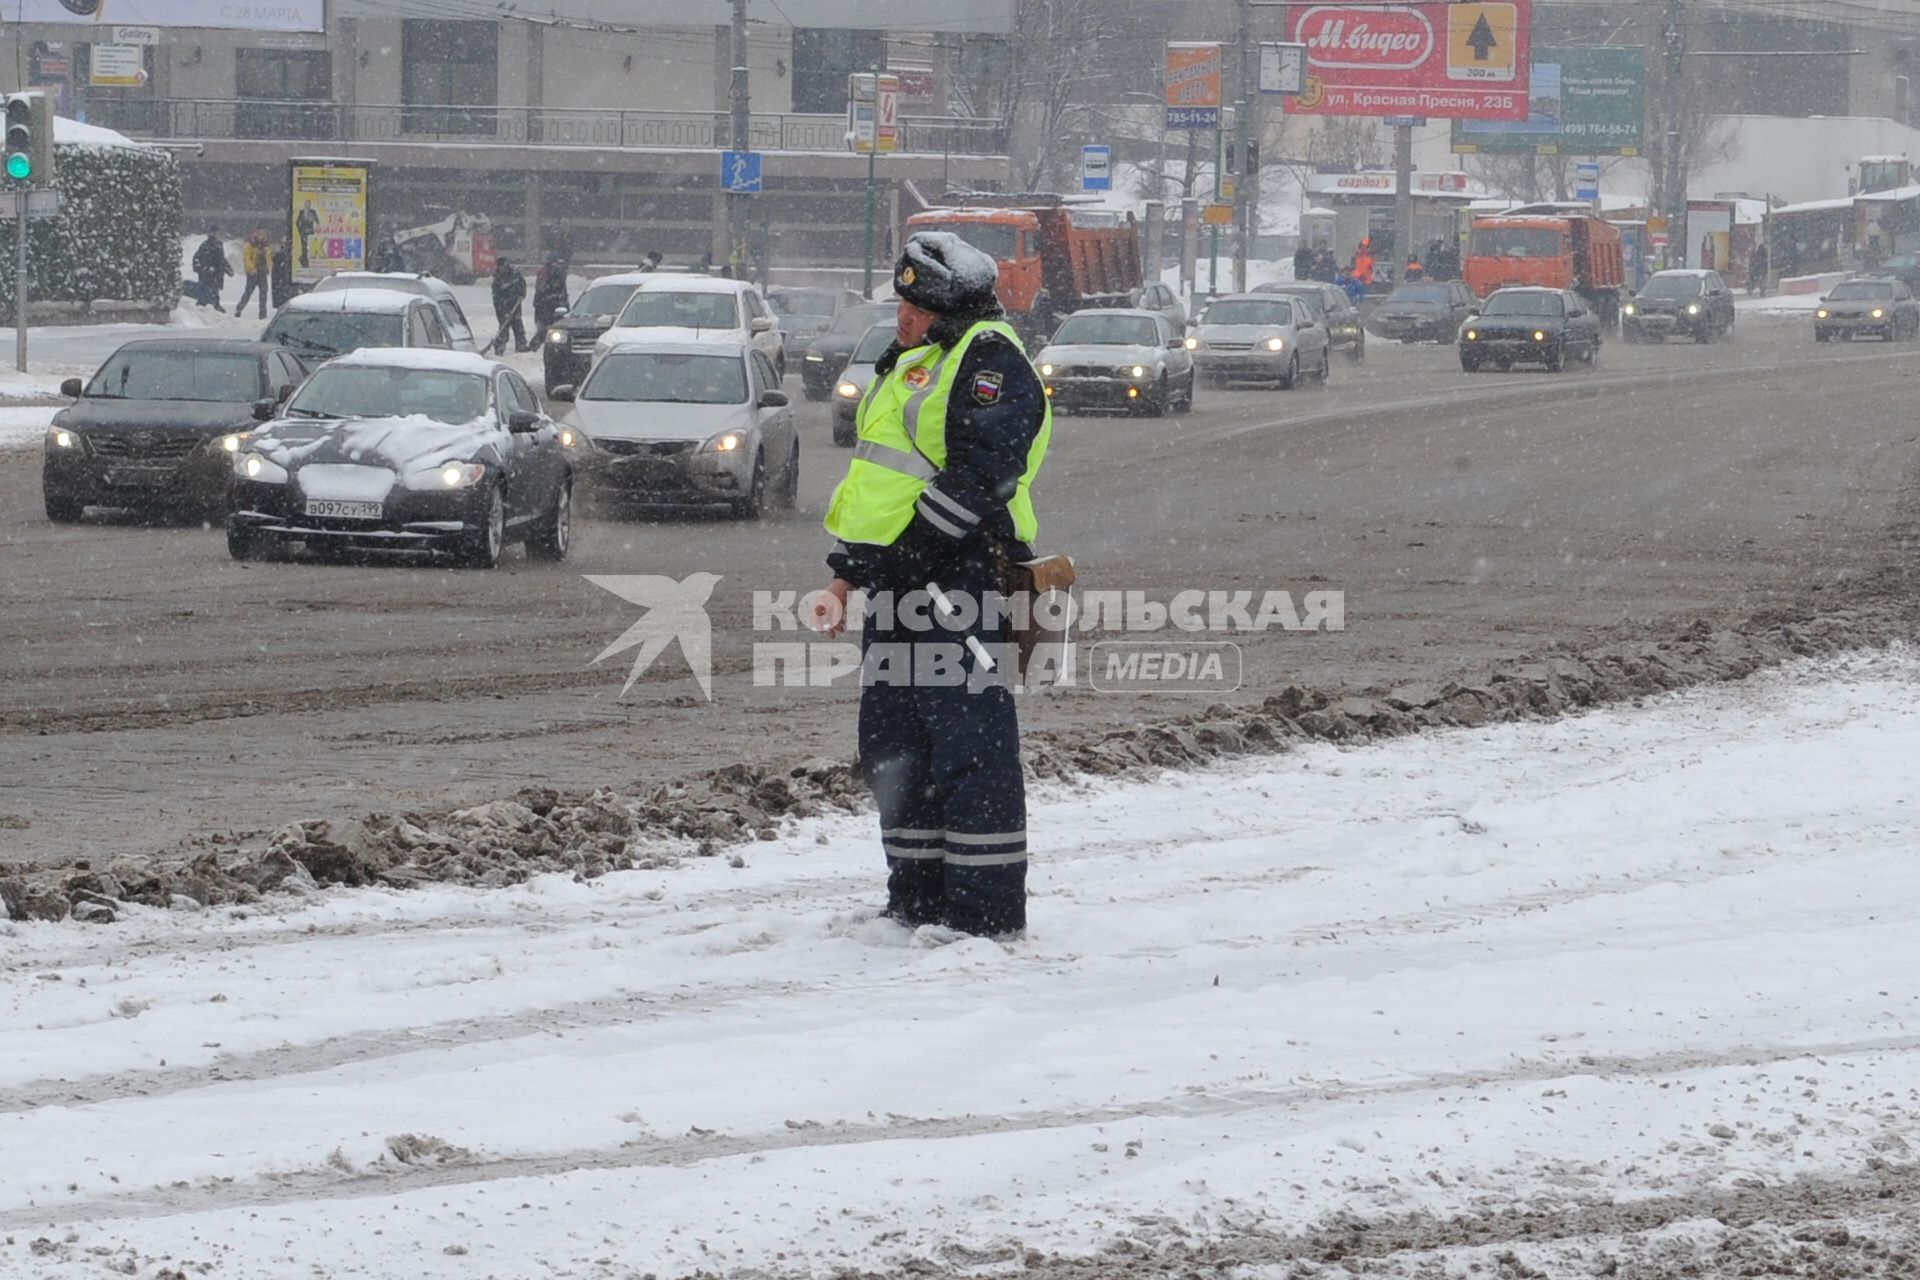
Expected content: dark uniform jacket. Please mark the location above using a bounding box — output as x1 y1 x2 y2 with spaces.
828 305 1046 593
490 266 526 319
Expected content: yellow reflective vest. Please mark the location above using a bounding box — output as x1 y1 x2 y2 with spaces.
824 319 1051 546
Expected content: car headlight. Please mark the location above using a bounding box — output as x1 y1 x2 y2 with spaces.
1183 336 1198 350
1130 365 1146 377
1039 363 1053 376
1623 303 1636 316
1686 303 1700 315
1533 330 1547 342
215 432 249 454
48 425 80 450
703 430 744 454
236 451 288 484
548 328 568 346
804 352 825 362
1816 308 1829 319
835 381 861 399
1464 329 1478 341
1872 307 1885 319
438 462 486 489
559 427 581 449
1265 337 1284 351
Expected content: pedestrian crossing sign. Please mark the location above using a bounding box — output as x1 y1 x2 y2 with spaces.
1447 3 1519 82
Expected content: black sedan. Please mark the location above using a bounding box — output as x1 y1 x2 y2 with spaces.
1621 269 1734 343
1459 287 1604 373
228 349 577 569
541 271 649 391
42 338 305 522
1371 281 1479 344
800 301 896 400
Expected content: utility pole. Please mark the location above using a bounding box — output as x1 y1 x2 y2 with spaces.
1231 0 1254 292
1662 0 1685 270
728 0 751 274
862 63 880 296
1393 123 1413 282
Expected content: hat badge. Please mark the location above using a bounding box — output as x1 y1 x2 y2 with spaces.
900 266 916 285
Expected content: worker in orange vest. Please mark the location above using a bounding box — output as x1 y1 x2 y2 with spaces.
1352 240 1375 287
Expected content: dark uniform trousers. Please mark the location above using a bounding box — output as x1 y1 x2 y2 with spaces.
856 539 1027 936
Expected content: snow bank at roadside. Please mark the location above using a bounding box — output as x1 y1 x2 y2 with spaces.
3 650 1918 1278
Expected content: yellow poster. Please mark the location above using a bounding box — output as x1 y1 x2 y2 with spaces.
289 163 371 283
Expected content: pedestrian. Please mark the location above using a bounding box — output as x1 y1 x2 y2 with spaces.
1313 248 1337 283
1352 239 1375 288
270 237 295 309
1747 241 1769 296
1292 243 1313 282
532 250 571 333
236 227 273 319
640 249 664 272
812 231 1051 938
191 226 234 312
697 250 714 275
488 258 529 355
373 234 406 273
295 201 319 269
1404 257 1424 282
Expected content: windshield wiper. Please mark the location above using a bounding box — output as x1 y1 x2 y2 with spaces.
284 407 340 419
279 336 338 354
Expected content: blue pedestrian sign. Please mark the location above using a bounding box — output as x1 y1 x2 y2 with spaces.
1575 161 1600 202
721 150 762 195
1080 145 1113 192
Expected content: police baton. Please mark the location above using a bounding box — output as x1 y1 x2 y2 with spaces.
926 582 994 672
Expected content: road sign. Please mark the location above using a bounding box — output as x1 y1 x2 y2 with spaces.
1202 203 1234 227
1166 43 1223 129
1080 145 1112 192
1382 116 1427 129
21 189 59 219
847 72 901 154
1575 161 1600 201
1258 42 1307 95
1451 46 1644 157
1448 3 1520 82
720 150 762 195
1284 1 1530 121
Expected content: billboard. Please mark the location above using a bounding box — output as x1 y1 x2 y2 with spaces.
290 161 373 285
1451 46 1644 156
11 1 323 33
1284 2 1531 121
1165 43 1223 130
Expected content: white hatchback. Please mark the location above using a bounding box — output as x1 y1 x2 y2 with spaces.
592 276 784 376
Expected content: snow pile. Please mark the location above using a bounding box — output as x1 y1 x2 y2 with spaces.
52 116 150 152
2 652 1919 1278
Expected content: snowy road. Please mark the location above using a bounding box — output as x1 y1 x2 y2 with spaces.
4 652 1918 1278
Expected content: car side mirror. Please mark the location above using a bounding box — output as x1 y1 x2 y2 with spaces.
749 316 774 334
1168 336 1185 349
758 389 789 409
555 305 569 317
548 384 576 403
507 410 541 432
251 397 277 422
276 383 295 404
61 377 83 398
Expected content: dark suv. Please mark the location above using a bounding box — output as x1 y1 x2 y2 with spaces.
1254 281 1366 361
541 271 649 390
1621 270 1735 343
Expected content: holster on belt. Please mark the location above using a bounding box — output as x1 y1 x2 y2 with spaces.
991 540 1077 679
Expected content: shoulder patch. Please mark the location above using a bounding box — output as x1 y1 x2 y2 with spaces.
971 371 1005 405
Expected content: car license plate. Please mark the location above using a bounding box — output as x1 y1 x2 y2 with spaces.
106 468 171 488
304 499 383 520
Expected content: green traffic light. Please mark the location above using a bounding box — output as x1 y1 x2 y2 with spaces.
4 153 29 180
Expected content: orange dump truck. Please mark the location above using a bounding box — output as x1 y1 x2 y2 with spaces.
906 199 1143 343
1464 213 1626 324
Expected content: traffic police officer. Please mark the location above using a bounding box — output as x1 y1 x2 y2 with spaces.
815 232 1052 937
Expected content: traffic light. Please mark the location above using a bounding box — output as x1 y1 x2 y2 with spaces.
3 92 52 186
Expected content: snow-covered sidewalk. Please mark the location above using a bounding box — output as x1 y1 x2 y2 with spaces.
3 652 1918 1278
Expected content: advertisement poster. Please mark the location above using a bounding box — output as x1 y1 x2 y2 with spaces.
1284 2 1531 121
289 161 373 284
1165 42 1223 129
1452 46 1644 155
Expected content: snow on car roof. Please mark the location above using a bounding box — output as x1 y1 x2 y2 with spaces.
581 271 654 288
315 272 456 299
1066 308 1160 318
279 288 426 315
1648 268 1715 278
630 275 759 295
326 348 504 375
601 339 749 358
